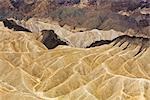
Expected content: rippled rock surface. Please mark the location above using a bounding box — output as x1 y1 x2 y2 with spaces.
0 1 149 99
0 24 150 100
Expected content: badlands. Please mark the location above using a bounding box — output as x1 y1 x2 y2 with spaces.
0 0 150 100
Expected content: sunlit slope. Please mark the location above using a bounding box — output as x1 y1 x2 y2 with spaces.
0 27 150 100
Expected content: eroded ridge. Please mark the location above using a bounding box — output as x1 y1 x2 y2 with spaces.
0 29 150 100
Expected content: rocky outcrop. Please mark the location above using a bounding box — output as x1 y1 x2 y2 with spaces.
14 18 73 38
41 30 68 49
9 18 148 48
87 40 111 48
54 0 81 5
10 0 36 9
64 29 124 48
88 35 150 49
12 19 125 48
46 6 149 36
0 0 50 20
0 0 149 37
2 19 31 32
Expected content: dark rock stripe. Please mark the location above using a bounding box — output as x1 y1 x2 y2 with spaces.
2 19 31 32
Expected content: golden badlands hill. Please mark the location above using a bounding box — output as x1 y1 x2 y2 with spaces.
0 25 150 100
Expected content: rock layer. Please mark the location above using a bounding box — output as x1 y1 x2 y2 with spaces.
2 19 31 32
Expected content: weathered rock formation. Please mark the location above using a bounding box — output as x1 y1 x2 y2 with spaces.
0 27 150 100
41 30 68 49
87 40 112 48
0 1 149 99
64 29 124 48
14 18 73 38
0 19 125 48
88 35 150 49
0 25 46 52
0 0 149 36
2 19 31 32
